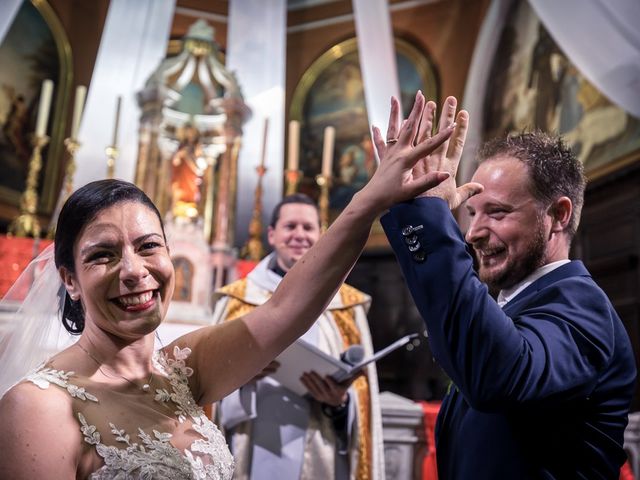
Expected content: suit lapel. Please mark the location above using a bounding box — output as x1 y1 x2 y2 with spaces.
502 261 590 316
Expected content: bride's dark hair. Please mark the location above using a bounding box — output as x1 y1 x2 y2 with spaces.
54 179 165 334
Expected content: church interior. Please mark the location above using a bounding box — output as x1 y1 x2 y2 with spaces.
1 0 639 478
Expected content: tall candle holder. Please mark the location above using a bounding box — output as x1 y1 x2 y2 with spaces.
46 137 82 238
9 135 50 238
315 173 332 232
241 164 268 261
284 169 302 195
105 145 119 179
63 138 81 197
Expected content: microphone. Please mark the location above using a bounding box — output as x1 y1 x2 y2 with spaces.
341 344 365 366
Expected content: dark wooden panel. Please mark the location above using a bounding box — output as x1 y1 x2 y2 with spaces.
585 256 639 304
583 222 636 258
576 160 640 410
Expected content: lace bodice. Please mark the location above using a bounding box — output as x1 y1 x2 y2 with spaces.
27 346 234 480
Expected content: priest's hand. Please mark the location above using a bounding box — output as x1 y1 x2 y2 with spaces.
300 371 353 407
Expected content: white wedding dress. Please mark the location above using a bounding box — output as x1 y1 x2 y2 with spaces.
25 346 234 480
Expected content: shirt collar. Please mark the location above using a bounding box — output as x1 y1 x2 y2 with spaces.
267 254 287 278
497 259 571 308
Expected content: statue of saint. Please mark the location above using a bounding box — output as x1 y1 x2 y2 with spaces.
171 124 207 219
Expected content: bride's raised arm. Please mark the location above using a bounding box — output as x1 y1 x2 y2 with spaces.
178 92 473 404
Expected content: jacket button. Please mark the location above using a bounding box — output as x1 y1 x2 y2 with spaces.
404 234 418 245
408 242 421 252
402 225 415 236
412 251 426 262
401 224 424 236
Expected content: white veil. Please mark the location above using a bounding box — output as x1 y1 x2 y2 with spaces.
0 244 76 397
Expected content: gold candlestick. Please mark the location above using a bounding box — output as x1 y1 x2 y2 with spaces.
240 118 269 259
47 137 82 238
63 138 81 197
105 145 119 179
241 164 268 261
284 169 302 195
9 135 50 238
315 173 332 232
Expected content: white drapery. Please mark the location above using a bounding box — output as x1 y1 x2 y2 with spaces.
0 0 21 46
529 0 640 119
352 0 401 140
226 0 287 248
73 0 175 189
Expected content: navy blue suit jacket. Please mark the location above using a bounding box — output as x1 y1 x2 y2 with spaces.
381 197 636 479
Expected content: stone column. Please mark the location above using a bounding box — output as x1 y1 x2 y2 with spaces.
625 412 640 477
380 391 427 480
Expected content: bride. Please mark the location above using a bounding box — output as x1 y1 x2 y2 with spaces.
0 92 472 479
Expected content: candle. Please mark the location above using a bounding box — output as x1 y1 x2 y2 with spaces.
112 96 122 146
70 85 87 140
35 79 54 137
260 117 269 168
321 126 335 178
288 120 300 171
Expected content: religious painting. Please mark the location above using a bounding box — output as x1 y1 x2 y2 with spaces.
290 37 438 247
0 0 72 223
483 1 640 179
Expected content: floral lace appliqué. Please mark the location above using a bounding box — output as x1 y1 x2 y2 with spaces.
28 349 234 480
27 367 98 402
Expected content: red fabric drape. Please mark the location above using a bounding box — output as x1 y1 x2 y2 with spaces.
620 461 635 480
235 259 258 279
421 401 441 480
0 236 52 298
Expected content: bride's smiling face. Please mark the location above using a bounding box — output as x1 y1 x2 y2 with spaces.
60 201 175 339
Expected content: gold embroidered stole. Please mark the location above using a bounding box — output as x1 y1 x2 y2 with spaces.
333 285 372 480
217 279 257 322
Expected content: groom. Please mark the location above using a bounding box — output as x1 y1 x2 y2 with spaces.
379 96 635 479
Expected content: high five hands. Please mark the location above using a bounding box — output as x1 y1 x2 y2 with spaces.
359 91 483 213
